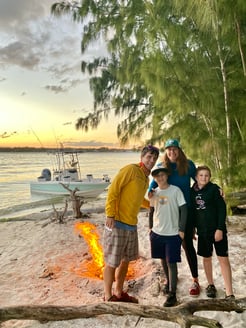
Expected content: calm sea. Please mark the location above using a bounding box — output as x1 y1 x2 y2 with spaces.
0 151 141 219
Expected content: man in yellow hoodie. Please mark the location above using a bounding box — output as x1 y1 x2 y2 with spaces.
103 145 159 303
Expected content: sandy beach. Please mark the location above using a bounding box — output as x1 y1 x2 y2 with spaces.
0 205 245 328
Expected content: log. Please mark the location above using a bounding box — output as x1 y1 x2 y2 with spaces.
0 298 245 328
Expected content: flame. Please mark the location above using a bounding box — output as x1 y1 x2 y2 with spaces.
73 221 136 280
74 221 104 279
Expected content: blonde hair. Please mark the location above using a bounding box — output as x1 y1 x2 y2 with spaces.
163 148 189 176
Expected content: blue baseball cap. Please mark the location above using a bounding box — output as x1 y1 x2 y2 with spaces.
164 139 181 149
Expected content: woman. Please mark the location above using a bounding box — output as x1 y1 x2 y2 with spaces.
148 138 200 297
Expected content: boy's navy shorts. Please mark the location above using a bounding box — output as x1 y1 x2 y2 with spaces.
150 231 182 263
197 232 229 257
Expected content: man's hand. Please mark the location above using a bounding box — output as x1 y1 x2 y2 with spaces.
105 217 115 230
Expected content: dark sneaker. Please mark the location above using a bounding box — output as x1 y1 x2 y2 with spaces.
206 284 217 298
225 294 235 300
163 292 177 307
163 284 169 295
189 282 200 297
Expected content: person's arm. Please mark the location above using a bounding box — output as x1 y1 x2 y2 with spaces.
214 187 227 241
179 204 187 239
148 178 158 194
105 164 134 219
189 160 197 182
149 206 154 229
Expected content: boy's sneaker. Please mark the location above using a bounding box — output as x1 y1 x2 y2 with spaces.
189 281 200 297
163 292 177 307
206 284 217 298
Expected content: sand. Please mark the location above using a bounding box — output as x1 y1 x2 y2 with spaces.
0 207 245 328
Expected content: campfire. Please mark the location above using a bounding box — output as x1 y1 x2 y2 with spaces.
73 221 136 280
74 221 104 279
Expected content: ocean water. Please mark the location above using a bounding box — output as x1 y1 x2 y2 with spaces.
0 151 141 218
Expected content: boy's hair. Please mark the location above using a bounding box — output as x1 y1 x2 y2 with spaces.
141 145 159 158
196 165 211 177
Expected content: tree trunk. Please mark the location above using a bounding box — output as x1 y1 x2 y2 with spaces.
0 298 245 328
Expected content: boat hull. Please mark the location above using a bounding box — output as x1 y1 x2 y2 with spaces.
30 180 110 198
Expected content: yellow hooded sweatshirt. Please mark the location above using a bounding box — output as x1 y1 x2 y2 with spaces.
105 163 150 226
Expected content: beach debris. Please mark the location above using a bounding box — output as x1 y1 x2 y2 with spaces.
52 201 68 223
39 265 62 279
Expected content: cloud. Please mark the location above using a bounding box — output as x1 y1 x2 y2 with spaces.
0 1 84 75
64 140 118 148
44 78 84 93
0 0 48 29
0 41 41 69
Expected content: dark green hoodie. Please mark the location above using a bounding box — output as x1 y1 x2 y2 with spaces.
190 181 227 236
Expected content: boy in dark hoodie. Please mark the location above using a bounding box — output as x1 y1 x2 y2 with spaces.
190 165 234 299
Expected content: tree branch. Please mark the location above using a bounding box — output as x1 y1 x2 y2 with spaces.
0 298 245 327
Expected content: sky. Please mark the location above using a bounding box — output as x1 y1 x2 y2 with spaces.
0 0 125 149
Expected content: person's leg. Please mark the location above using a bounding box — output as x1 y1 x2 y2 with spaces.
161 258 169 281
103 264 116 301
203 256 214 285
203 256 217 298
183 211 200 296
161 258 169 294
182 210 198 280
103 227 123 301
214 233 234 298
168 262 178 293
114 260 129 297
163 262 178 307
217 256 233 296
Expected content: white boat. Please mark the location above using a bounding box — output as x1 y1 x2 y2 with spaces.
30 151 111 198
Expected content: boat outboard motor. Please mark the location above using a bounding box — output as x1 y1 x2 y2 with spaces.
41 168 51 181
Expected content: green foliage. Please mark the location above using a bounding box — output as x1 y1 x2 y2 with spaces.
51 0 246 188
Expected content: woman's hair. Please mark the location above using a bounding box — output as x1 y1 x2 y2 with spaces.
163 148 189 176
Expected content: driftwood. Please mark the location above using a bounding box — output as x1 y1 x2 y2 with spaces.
0 298 245 327
52 200 68 223
60 183 85 218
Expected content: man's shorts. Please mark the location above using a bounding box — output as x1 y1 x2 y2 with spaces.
150 231 182 263
103 227 138 268
197 232 229 257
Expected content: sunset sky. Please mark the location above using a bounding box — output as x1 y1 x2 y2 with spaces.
0 0 125 149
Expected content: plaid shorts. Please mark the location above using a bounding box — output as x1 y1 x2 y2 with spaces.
103 227 139 268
